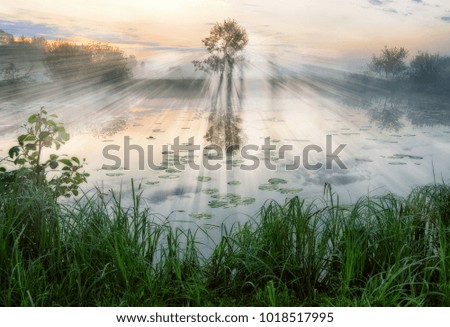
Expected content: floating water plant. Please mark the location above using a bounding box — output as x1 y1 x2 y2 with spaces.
355 158 374 163
145 180 160 185
165 168 182 173
268 178 287 185
197 176 212 182
225 159 245 167
189 212 213 219
208 193 255 208
202 188 219 195
158 174 180 179
258 183 279 191
278 187 303 194
389 154 423 160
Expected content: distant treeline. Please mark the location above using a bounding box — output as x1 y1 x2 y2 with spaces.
367 46 450 92
0 30 136 86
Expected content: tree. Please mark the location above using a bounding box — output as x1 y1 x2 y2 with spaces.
193 19 248 112
409 52 446 86
369 46 409 79
193 19 248 148
1 62 19 84
1 62 32 84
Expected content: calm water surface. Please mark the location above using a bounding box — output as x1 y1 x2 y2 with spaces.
1 80 450 230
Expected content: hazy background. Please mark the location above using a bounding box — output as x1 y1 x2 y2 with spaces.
1 0 450 74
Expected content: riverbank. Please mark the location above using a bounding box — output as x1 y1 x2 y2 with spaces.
0 180 448 306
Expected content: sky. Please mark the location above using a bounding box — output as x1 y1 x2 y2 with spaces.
1 0 449 70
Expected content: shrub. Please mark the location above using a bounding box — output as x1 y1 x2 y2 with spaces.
4 107 89 198
44 41 134 85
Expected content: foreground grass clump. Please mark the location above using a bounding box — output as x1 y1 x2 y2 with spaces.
0 181 448 306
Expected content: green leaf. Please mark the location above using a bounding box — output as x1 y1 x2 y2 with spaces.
49 161 59 169
71 156 80 165
29 151 38 159
59 131 70 142
39 131 51 140
50 154 58 161
59 159 73 167
24 135 36 142
8 146 20 158
47 120 57 128
72 189 79 196
25 143 36 151
28 114 38 124
15 158 26 165
18 134 28 144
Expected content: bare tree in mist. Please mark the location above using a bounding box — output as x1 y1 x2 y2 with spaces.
193 19 248 148
0 34 45 85
1 62 33 85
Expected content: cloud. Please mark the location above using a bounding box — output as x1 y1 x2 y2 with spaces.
441 16 450 22
0 19 65 38
384 8 399 14
369 0 383 5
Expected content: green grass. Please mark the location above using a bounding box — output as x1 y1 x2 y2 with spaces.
0 180 449 306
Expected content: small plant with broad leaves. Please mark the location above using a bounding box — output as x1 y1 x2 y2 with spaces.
5 107 89 197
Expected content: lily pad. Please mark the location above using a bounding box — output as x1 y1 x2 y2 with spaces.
268 178 287 185
106 173 125 177
202 188 219 195
145 181 160 185
208 199 229 208
240 197 256 205
211 193 241 201
208 193 256 208
227 180 241 185
226 159 245 167
389 154 423 160
189 212 213 219
165 168 182 173
355 158 374 163
388 162 407 165
159 174 180 179
197 176 212 182
278 187 303 194
259 183 279 191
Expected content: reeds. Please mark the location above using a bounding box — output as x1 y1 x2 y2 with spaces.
0 181 448 306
